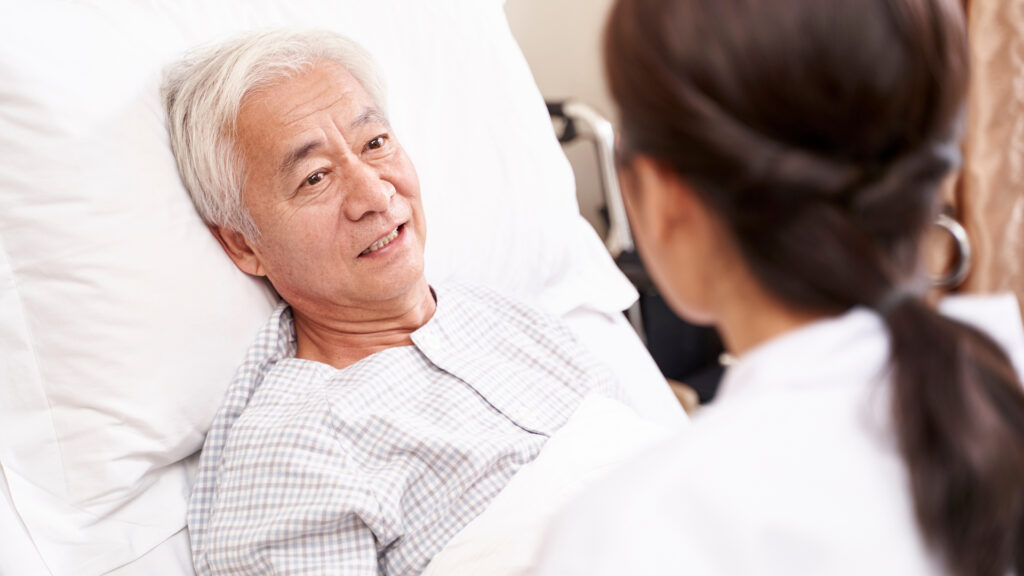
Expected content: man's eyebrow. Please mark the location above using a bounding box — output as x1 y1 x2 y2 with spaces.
279 139 324 176
277 109 390 176
352 107 390 130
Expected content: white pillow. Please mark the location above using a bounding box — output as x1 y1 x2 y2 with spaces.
0 1 636 574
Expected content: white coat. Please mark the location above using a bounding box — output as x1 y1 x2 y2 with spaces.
535 295 1024 576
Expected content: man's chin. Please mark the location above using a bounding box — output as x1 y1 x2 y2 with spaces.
356 271 430 305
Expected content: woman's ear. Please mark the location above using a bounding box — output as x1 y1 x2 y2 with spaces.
628 155 699 245
209 225 266 277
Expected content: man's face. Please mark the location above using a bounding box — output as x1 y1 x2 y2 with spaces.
228 61 427 313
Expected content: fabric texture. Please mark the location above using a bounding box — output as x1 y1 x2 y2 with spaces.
957 0 1024 313
421 395 676 576
535 295 1024 576
188 283 619 575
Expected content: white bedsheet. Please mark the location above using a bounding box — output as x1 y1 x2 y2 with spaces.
0 464 48 576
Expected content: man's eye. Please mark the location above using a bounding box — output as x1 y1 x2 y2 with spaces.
305 172 325 186
367 135 388 151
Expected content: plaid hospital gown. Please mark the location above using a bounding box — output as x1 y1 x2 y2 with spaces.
187 283 619 575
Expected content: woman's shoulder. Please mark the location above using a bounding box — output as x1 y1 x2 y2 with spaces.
537 396 937 575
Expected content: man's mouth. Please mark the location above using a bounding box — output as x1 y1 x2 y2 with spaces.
359 225 402 256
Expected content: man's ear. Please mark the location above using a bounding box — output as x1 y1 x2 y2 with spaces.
210 225 266 277
630 155 700 245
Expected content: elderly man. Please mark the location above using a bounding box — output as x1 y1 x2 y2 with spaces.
162 29 621 575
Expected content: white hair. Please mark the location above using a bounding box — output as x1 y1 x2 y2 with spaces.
162 29 388 240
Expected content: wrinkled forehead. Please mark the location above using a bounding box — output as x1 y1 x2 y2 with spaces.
234 62 386 164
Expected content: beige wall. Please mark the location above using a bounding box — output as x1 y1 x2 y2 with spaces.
504 0 615 117
505 0 616 236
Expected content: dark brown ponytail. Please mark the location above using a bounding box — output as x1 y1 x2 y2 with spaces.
605 0 1024 573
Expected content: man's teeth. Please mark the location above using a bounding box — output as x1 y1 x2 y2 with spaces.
361 227 400 256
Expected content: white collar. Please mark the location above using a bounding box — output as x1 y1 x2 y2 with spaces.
714 293 1024 406
715 307 890 404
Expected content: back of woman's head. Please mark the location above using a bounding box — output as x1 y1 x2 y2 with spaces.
606 0 1024 573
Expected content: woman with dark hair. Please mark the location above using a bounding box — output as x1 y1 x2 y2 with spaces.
535 0 1024 574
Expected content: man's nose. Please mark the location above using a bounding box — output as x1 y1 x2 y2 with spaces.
342 160 394 221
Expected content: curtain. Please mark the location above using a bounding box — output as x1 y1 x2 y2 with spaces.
955 0 1024 315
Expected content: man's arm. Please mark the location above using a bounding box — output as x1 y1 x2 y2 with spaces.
191 408 388 575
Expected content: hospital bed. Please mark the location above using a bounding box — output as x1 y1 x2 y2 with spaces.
0 1 685 575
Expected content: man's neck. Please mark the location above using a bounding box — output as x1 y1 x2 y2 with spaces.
290 279 437 370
